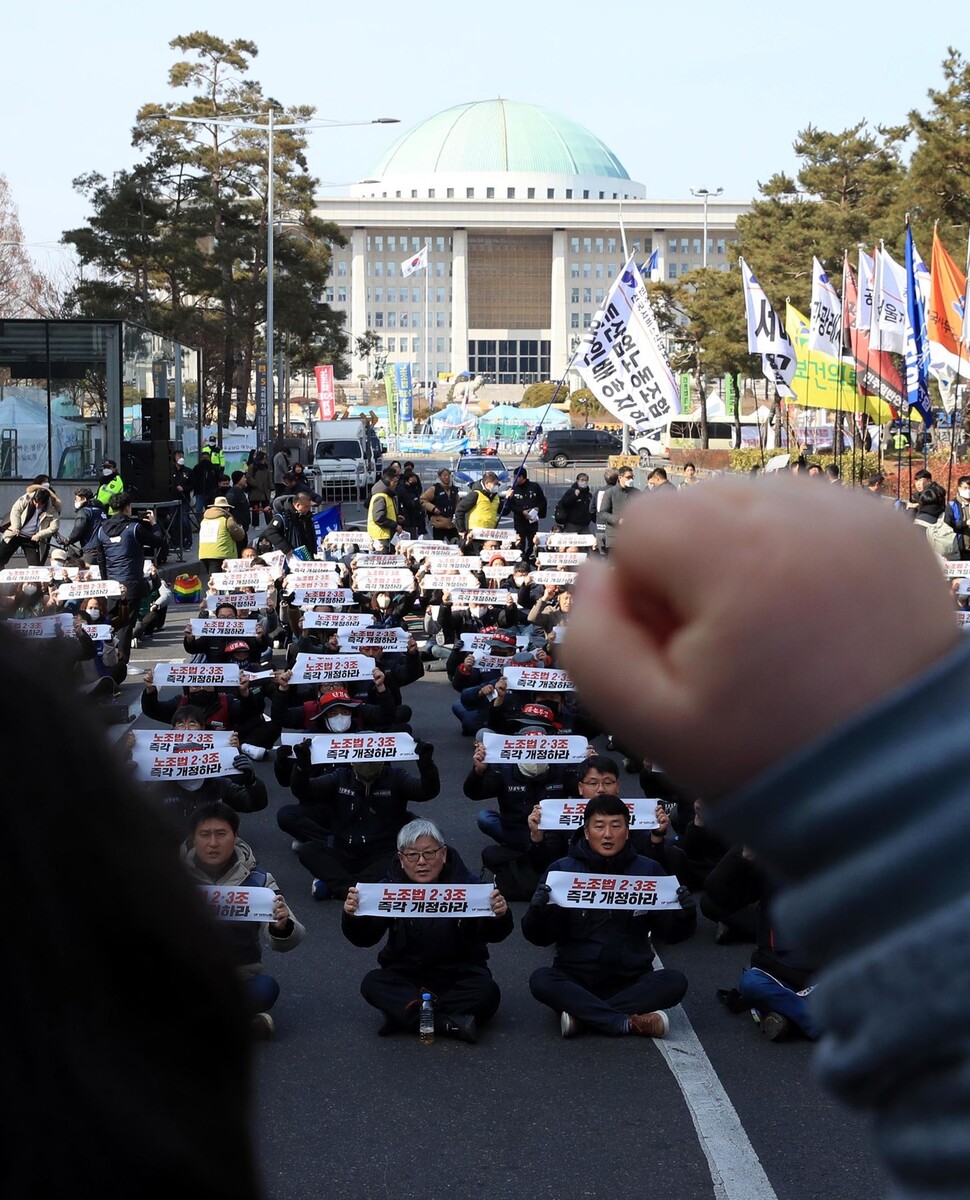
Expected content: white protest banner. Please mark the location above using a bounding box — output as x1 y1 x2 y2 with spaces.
286 556 340 575
280 730 418 762
545 870 681 910
132 746 241 782
206 592 269 611
574 257 678 432
83 624 114 642
479 547 522 563
60 565 101 580
302 610 374 629
809 256 843 358
209 571 272 592
459 632 529 652
354 881 495 918
153 662 241 688
55 580 124 602
353 568 415 592
942 561 970 577
480 566 519 583
190 619 259 639
337 626 410 651
288 653 372 684
324 530 371 547
449 588 514 607
407 541 465 558
957 611 970 629
529 570 578 587
198 885 277 922
8 614 74 639
481 729 587 764
470 652 519 670
538 799 660 831
545 533 597 548
503 666 575 692
287 574 348 598
0 567 52 583
537 552 587 567
291 588 355 607
352 554 408 567
132 729 236 753
470 527 518 542
741 257 798 398
420 571 479 591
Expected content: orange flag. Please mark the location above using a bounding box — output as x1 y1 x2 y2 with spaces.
928 228 970 379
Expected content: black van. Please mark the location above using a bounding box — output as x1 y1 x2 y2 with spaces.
538 428 623 467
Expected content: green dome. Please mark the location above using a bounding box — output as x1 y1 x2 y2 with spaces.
371 98 631 180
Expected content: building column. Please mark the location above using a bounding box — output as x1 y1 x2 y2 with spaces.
450 228 468 375
551 229 567 379
350 227 368 380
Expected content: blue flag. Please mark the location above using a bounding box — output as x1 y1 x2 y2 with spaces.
905 225 934 427
640 249 659 279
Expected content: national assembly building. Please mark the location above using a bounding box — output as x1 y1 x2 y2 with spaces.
312 98 748 389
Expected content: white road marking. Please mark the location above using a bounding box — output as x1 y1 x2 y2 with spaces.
654 958 778 1200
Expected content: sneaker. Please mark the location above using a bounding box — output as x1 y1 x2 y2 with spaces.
437 1014 478 1044
560 1012 583 1039
761 1012 791 1041
241 743 267 761
628 1010 670 1038
310 878 330 901
251 1012 275 1039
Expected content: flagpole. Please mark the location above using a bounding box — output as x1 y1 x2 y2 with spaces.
424 241 430 428
856 244 876 471
835 253 846 481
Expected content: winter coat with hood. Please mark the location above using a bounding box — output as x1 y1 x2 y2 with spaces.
96 511 161 593
341 846 512 970
521 831 694 984
5 491 60 543
182 839 305 977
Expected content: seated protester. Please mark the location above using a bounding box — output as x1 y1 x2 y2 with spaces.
221 640 279 758
342 818 512 1042
140 666 266 736
347 636 424 725
704 844 819 1041
522 795 694 1039
350 588 415 631
78 594 126 687
638 757 695 836
132 706 268 843
182 802 304 1039
131 563 171 646
527 585 572 633
184 601 267 664
437 592 523 650
485 682 574 736
448 634 547 737
272 683 395 789
279 736 440 900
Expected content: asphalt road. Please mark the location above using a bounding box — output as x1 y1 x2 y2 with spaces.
121 610 888 1200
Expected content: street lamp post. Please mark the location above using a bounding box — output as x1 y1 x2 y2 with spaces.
147 110 398 450
690 187 723 268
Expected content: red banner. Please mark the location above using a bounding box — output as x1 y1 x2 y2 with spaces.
842 259 903 411
314 365 335 420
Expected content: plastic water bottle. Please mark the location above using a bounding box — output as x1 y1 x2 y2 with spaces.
419 993 434 1044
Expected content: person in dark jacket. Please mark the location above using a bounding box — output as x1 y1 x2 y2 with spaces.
599 468 639 553
95 493 163 663
554 473 596 533
342 818 512 1041
172 452 194 545
190 448 222 516
265 492 317 558
505 469 547 559
281 739 441 900
522 795 692 1038
61 487 105 564
419 467 460 541
396 468 427 539
224 471 252 535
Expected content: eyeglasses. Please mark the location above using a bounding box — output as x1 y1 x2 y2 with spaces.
400 846 445 863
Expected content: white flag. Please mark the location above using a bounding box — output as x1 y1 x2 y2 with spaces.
573 256 678 432
855 250 874 331
872 246 908 354
809 257 842 358
740 257 797 398
401 244 428 278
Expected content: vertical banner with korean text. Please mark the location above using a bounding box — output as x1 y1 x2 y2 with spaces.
314 365 335 420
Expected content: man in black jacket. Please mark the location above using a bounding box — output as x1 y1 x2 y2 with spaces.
505 469 547 559
62 488 105 565
599 467 639 553
95 492 163 663
265 492 317 558
342 817 512 1041
554 473 595 533
282 740 441 899
522 795 692 1038
190 448 222 516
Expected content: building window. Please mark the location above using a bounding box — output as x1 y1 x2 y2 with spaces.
410 190 417 198
570 263 580 279
435 262 445 277
692 238 702 255
607 237 616 254
668 238 678 254
583 190 589 199
595 288 604 303
717 238 726 255
565 189 573 199
395 191 401 199
571 288 579 304
387 235 396 251
570 237 580 253
466 187 475 198
598 191 604 199
412 237 421 251
583 288 591 303
486 187 495 199
436 336 445 353
681 263 692 276
387 312 397 328
436 312 447 327
374 312 384 327
595 263 604 278
365 236 372 252
570 312 580 328
366 312 372 327
583 237 591 253
337 261 347 277
447 188 454 198
527 187 535 199
582 312 591 327
375 262 384 277
412 337 420 353
386 261 397 277
386 337 396 352
324 286 334 302
374 287 383 303
400 313 409 328
644 237 653 254
507 187 515 199
547 188 555 199
337 286 346 303
583 263 591 279
436 236 445 252
681 238 689 254
386 286 395 302
668 265 678 280
428 189 435 198
374 235 383 252
436 286 446 303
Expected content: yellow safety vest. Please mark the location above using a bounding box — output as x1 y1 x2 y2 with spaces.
367 491 398 542
468 488 500 530
97 474 124 507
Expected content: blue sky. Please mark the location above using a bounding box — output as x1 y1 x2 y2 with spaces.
2 0 961 272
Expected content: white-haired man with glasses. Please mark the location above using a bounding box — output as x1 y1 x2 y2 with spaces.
342 818 512 1042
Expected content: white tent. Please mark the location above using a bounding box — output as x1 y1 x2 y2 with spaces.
0 388 84 479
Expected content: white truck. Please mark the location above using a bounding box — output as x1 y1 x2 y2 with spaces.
309 418 374 497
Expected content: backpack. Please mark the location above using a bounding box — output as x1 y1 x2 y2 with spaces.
173 573 202 603
924 516 960 560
